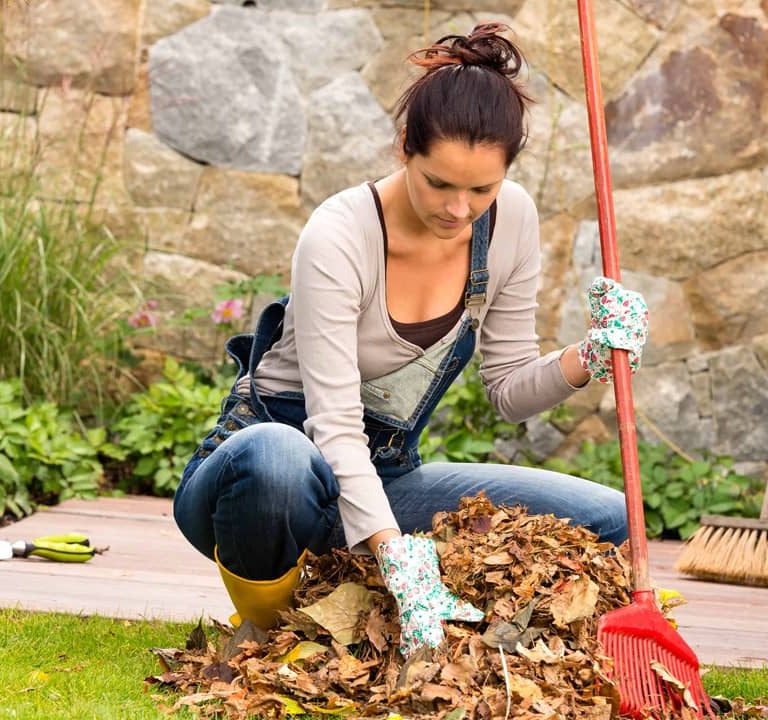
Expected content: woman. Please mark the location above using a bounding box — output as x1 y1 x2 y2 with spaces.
173 23 648 659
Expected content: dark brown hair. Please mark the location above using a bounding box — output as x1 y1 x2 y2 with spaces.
395 23 531 168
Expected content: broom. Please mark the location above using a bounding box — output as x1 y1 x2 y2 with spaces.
675 479 768 586
576 0 715 716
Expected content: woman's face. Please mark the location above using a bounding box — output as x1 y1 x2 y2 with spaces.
403 138 507 239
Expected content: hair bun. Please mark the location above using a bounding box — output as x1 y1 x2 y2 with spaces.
411 22 524 78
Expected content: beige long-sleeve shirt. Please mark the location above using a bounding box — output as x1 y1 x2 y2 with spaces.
253 179 579 552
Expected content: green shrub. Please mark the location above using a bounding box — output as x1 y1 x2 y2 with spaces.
545 440 765 539
111 358 228 496
0 380 104 518
0 105 133 419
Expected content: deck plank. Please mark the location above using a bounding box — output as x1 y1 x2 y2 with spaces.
1 496 766 667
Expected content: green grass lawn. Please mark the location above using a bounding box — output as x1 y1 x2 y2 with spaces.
704 665 768 704
0 609 197 720
0 609 765 719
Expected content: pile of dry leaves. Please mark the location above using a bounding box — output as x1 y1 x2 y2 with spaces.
146 494 702 719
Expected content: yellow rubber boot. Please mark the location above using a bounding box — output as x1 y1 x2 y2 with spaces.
215 546 307 629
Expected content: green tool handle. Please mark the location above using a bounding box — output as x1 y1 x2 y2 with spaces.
14 533 94 563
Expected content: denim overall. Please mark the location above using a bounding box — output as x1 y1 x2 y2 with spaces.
182 210 490 485
174 208 628 580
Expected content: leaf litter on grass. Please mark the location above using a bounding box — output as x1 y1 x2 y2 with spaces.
145 494 766 719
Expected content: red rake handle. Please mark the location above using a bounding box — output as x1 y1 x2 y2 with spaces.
576 0 650 593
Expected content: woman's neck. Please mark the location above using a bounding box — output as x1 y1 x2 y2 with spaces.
375 170 439 245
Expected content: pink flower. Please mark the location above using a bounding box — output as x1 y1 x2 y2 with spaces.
127 301 158 329
211 298 244 326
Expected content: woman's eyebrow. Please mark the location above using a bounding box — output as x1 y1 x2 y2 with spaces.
422 171 498 190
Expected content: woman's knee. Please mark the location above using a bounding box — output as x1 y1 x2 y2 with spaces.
223 423 314 483
220 423 337 503
589 486 628 545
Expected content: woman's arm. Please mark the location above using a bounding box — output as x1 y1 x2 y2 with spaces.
291 200 400 553
479 186 585 422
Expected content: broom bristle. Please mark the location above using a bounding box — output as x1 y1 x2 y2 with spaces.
675 522 768 587
601 632 713 718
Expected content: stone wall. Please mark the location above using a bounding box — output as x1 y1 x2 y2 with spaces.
2 0 767 476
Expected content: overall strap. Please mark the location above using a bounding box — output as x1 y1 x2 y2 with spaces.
464 209 490 326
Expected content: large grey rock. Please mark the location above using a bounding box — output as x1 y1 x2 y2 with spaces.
149 7 305 174
684 251 768 349
35 89 130 207
141 251 248 362
361 10 471 112
368 7 454 41
0 112 37 175
708 347 768 460
123 129 203 210
511 72 593 217
556 220 696 365
536 212 579 344
607 13 768 187
753 333 768 371
201 8 381 95
557 221 601 349
213 0 324 9
196 168 303 216
301 72 396 208
137 207 190 253
613 169 768 279
522 415 566 462
3 0 141 95
184 210 302 277
0 77 36 114
182 169 306 275
630 273 696 366
621 0 680 28
328 0 521 10
689 370 713 419
599 361 717 454
513 0 659 101
142 0 210 48
265 9 383 94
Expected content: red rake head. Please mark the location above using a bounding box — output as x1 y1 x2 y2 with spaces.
597 591 715 719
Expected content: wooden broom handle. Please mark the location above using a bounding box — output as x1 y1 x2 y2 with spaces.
576 0 650 592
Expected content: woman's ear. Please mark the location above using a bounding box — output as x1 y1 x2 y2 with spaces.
397 125 408 163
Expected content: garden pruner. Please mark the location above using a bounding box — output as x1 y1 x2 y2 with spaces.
0 532 95 563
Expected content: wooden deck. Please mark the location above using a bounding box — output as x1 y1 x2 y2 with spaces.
1 496 766 668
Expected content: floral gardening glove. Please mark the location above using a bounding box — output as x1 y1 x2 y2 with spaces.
377 534 485 659
576 276 649 384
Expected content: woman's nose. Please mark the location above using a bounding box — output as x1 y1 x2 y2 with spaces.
445 192 470 220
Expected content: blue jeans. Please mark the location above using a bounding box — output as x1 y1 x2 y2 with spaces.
173 421 628 580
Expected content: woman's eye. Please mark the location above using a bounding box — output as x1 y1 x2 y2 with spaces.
426 177 447 189
474 187 493 194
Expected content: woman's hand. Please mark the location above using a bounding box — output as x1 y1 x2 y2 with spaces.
376 534 484 658
577 276 649 384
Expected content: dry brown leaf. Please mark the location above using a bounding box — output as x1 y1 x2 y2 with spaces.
516 637 565 664
440 655 478 691
277 640 329 664
364 605 389 653
650 659 700 711
420 681 461 703
506 672 544 703
550 575 599 627
298 582 373 645
337 654 373 681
